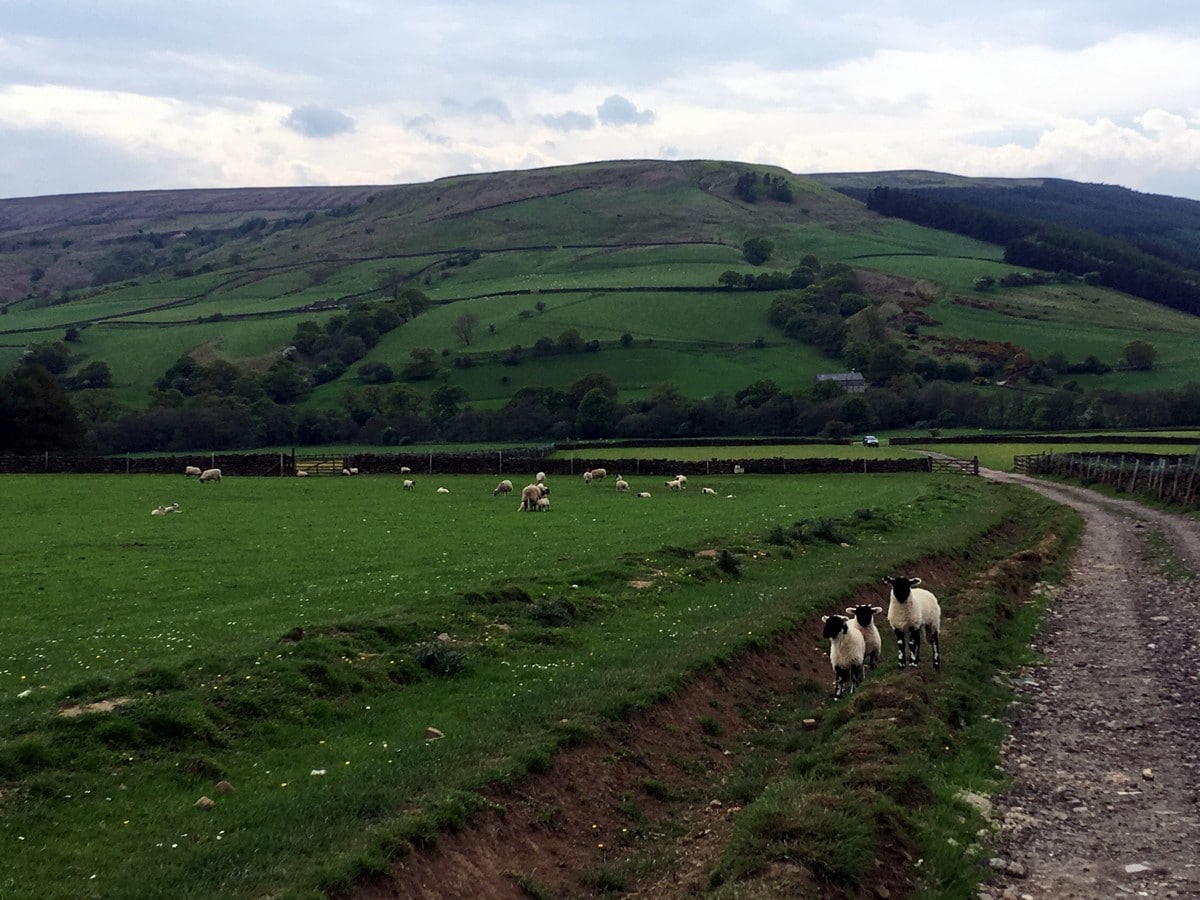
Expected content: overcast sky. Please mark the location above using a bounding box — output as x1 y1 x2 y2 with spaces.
2 1 1199 201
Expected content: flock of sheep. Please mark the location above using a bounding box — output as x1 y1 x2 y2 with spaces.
820 575 942 700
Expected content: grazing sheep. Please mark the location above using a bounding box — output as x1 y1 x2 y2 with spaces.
636 491 651 499
822 614 866 700
296 469 309 477
403 479 415 490
519 482 549 511
665 477 683 491
881 575 942 670
436 487 450 494
675 474 688 488
846 604 884 671
400 466 412 474
582 471 592 484
535 496 550 511
184 465 202 477
700 487 717 495
198 468 222 483
493 479 514 496
584 467 606 482
614 477 629 492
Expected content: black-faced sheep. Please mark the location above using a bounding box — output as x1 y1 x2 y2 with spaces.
675 474 687 488
493 479 514 496
700 487 717 495
614 477 629 492
636 491 651 498
403 479 415 490
881 575 941 670
846 604 883 671
821 614 865 700
199 468 221 483
665 477 683 491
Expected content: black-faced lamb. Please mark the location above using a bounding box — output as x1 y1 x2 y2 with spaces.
199 468 221 483
700 487 717 495
881 575 941 670
636 491 651 498
845 604 883 670
821 614 865 700
614 477 629 492
403 479 415 490
493 479 514 496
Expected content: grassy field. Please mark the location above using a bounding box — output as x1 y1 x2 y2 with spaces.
0 470 1077 898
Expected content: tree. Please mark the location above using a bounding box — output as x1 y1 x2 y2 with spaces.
718 270 743 288
576 387 618 438
429 383 468 427
1121 340 1157 371
401 348 440 381
741 237 774 266
556 328 585 354
63 361 113 391
452 312 480 345
0 364 86 452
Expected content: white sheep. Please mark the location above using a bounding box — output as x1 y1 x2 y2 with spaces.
733 465 745 474
822 614 865 700
535 496 551 511
403 479 415 490
675 474 688 488
436 487 450 494
198 468 221 483
881 575 942 670
350 467 359 475
518 482 548 511
400 466 412 474
636 491 651 499
184 465 202 477
665 477 683 491
493 479 514 496
582 471 593 484
614 477 629 492
700 487 717 495
845 604 884 671
342 468 352 476
585 467 606 482
151 505 167 516
296 469 309 477
536 471 546 484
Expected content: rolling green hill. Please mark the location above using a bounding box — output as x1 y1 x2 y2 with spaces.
3 159 1200 451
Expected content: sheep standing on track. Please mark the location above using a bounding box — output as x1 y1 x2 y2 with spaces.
846 604 883 671
822 614 865 700
493 479 514 497
184 465 202 477
198 468 221 484
614 477 629 492
881 575 942 670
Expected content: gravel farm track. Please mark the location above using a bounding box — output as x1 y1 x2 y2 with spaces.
349 469 1200 900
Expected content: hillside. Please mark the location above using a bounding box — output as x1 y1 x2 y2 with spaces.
3 159 1200 453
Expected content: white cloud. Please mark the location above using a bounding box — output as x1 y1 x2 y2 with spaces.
282 106 355 138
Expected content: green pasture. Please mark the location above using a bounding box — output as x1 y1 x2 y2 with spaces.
0 470 1055 899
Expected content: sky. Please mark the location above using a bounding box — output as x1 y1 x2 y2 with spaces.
2 1 1200 202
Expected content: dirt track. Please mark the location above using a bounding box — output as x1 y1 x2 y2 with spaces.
980 471 1200 899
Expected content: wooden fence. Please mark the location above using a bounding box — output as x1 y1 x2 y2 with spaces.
1013 451 1200 508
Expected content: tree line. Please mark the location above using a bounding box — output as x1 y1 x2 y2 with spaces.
866 187 1200 316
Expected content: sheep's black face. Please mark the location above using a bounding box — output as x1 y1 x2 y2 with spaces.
882 576 914 601
850 605 875 626
822 615 849 639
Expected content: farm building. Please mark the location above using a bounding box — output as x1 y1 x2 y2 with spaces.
815 371 867 394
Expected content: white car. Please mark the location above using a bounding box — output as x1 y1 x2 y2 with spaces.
862 435 880 447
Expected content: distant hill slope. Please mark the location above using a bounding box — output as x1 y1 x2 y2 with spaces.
807 170 1200 271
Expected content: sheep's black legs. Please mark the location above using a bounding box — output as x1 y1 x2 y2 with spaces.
927 625 940 670
894 628 907 668
908 629 921 666
851 663 864 692
833 665 849 700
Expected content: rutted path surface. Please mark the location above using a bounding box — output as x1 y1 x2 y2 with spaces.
980 471 1200 899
